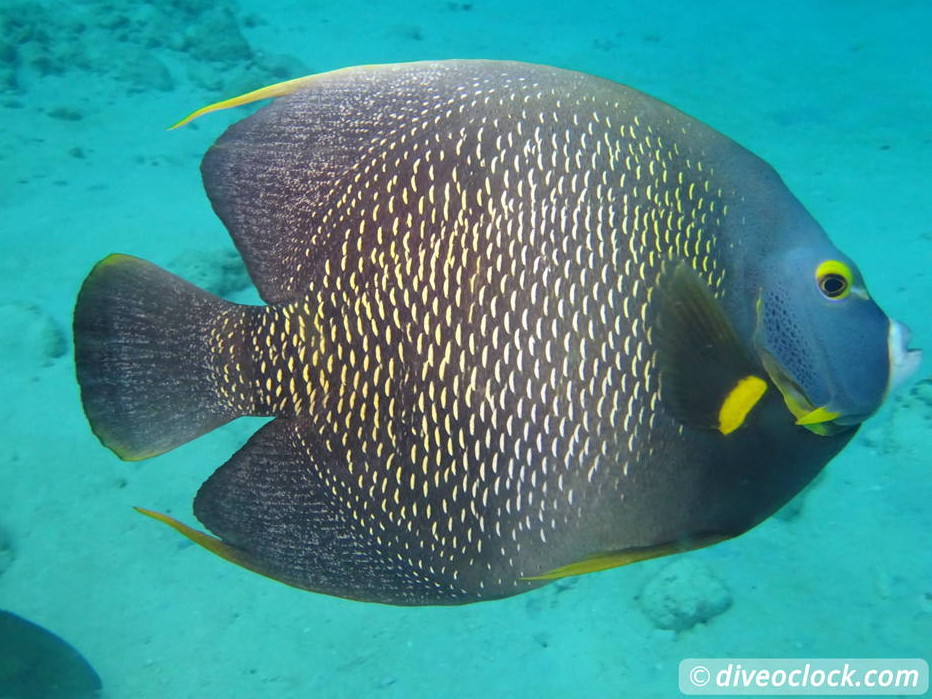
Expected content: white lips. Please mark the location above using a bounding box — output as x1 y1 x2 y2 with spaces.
887 319 922 397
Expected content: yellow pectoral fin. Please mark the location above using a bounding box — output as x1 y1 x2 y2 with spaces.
717 375 768 436
134 507 255 570
524 534 732 581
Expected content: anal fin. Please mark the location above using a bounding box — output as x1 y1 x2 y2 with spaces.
134 507 261 574
152 418 465 604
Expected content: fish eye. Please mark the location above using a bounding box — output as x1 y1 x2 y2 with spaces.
815 260 853 300
819 273 848 298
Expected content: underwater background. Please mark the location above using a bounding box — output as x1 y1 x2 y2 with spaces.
1 0 930 696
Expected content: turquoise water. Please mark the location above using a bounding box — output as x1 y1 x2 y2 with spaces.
1 0 930 696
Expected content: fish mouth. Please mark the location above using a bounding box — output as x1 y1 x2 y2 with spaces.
758 319 922 435
886 319 922 397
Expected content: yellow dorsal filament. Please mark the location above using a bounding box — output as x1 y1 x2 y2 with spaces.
169 63 391 129
170 75 320 129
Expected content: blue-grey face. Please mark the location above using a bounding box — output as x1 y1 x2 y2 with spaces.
753 245 921 433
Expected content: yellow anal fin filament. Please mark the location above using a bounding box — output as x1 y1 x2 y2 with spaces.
134 506 254 570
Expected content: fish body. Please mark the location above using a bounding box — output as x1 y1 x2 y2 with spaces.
0 610 101 698
74 61 920 604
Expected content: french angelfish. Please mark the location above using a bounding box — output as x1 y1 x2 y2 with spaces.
0 610 101 698
74 61 921 605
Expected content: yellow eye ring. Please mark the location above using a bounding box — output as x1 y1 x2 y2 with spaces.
815 260 853 300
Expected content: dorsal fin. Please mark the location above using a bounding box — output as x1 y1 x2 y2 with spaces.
193 61 493 304
193 60 588 304
170 75 321 129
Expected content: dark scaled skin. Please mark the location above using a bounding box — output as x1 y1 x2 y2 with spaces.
189 62 851 603
75 62 855 604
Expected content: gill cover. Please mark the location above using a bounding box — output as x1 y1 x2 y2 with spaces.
754 247 891 433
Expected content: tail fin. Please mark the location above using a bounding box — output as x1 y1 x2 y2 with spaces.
74 254 250 461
